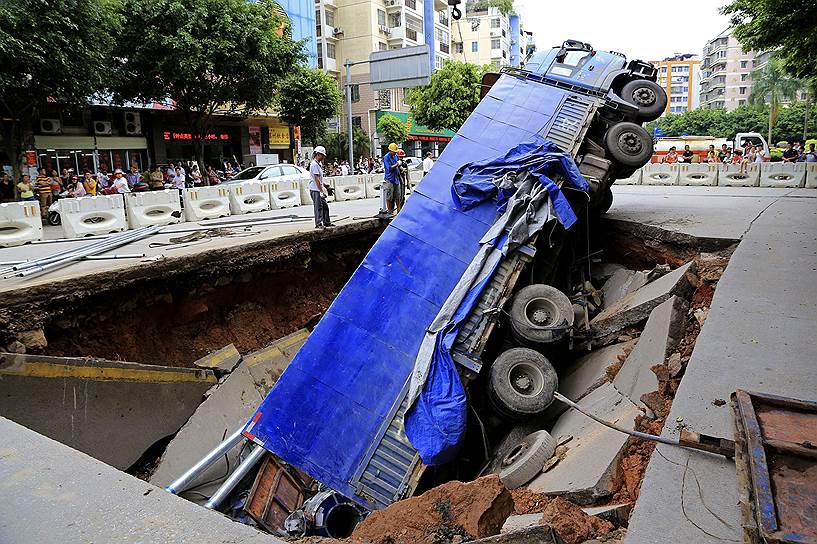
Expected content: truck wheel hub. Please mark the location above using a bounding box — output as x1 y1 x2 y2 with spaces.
633 87 656 106
618 133 642 154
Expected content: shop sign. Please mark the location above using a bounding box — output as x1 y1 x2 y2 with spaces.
269 126 290 146
162 131 230 141
25 150 38 166
248 126 262 155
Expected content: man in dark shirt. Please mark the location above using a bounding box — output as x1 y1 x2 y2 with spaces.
681 145 695 163
782 142 799 162
717 143 729 163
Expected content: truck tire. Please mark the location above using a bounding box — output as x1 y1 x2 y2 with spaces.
497 431 557 489
487 421 541 474
488 348 558 419
604 122 653 168
597 187 614 215
621 79 667 122
509 284 574 345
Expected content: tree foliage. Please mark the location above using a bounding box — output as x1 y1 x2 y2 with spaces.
377 114 408 146
0 0 120 179
406 61 491 131
116 0 303 167
468 0 514 15
646 102 817 143
274 67 342 145
322 126 370 162
749 56 802 143
721 0 817 79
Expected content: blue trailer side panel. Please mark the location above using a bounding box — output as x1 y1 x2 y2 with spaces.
246 75 577 507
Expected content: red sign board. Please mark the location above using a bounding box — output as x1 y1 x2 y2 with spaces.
407 135 452 142
163 131 230 141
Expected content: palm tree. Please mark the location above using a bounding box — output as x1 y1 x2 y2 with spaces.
801 77 817 140
750 56 801 144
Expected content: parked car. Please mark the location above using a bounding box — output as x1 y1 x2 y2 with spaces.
230 164 310 185
402 157 423 171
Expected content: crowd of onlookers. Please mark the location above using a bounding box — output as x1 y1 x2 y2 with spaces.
0 161 248 218
661 140 817 165
296 156 387 177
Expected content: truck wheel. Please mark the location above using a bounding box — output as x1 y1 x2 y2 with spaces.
604 122 653 168
621 79 667 122
488 348 558 419
497 431 557 489
487 422 541 474
597 187 614 215
509 284 574 345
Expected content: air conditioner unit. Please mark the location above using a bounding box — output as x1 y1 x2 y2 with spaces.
386 0 399 6
40 118 62 135
124 111 142 135
379 24 391 34
94 121 112 135
333 27 344 35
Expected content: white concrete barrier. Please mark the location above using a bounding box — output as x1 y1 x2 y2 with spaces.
332 176 366 201
365 175 383 199
615 169 642 185
228 181 271 215
183 186 231 221
718 163 760 187
0 201 42 247
759 162 806 188
677 164 718 186
408 170 423 191
806 163 817 188
125 190 182 229
59 195 127 238
268 180 302 209
641 164 679 186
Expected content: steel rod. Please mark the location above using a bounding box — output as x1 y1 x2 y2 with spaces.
0 253 146 266
165 426 246 495
204 445 265 510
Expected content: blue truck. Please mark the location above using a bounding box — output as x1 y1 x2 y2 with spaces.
242 40 665 537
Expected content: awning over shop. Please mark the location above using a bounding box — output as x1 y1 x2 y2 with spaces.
34 135 147 150
376 111 455 142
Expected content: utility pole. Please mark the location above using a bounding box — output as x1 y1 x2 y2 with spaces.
345 59 357 169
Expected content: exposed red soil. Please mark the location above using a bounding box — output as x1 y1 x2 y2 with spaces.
540 497 615 544
351 475 513 544
510 488 553 515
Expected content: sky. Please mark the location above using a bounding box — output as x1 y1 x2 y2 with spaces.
513 0 734 61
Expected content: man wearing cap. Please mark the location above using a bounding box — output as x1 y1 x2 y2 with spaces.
112 169 131 193
309 146 332 229
382 143 400 214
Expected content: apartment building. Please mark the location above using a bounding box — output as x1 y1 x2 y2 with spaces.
450 3 526 68
653 54 701 115
700 28 770 111
314 0 454 157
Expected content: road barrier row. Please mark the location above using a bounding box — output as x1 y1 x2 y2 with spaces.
623 162 817 188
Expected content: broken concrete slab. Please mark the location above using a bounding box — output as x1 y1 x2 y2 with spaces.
602 269 649 310
528 383 640 504
613 296 687 411
591 261 697 343
544 340 637 423
244 328 309 395
0 417 284 543
478 525 565 543
192 344 241 373
590 262 626 285
501 513 543 533
149 361 264 502
583 503 632 527
0 352 216 470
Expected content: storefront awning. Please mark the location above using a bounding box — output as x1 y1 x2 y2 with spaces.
376 111 455 142
34 135 147 150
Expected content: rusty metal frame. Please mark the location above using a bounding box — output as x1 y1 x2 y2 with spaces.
732 389 817 544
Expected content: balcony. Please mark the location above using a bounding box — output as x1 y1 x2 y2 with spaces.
386 25 405 41
434 0 448 10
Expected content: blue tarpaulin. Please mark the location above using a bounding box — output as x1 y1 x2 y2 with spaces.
403 135 588 466
244 73 590 510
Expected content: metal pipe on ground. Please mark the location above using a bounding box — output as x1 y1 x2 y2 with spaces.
0 254 146 266
204 445 265 510
165 426 246 496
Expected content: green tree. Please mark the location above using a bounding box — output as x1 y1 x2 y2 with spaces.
115 0 303 171
721 0 817 79
377 114 408 146
0 0 119 182
468 0 514 15
323 127 370 163
274 67 342 146
749 56 801 144
406 61 490 131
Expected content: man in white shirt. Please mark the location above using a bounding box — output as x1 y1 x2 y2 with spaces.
309 146 332 229
422 152 434 176
112 169 131 193
340 161 349 176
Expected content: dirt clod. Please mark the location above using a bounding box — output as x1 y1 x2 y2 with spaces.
539 497 615 544
351 475 513 544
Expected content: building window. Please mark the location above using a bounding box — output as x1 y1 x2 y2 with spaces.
324 9 334 27
326 42 336 59
351 84 360 103
738 99 746 105
404 0 416 9
406 28 417 41
739 86 746 94
440 42 450 53
377 9 386 26
741 73 748 81
661 66 667 73
472 41 478 52
501 29 506 37
378 42 388 51
740 60 748 69
435 56 443 70
491 18 500 28
491 38 500 50
388 13 400 28
352 116 362 129
455 42 464 54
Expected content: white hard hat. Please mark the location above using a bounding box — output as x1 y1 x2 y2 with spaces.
314 146 327 156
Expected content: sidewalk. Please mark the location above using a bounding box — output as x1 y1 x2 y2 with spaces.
624 192 817 543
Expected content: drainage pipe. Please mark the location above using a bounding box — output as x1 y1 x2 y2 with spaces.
204 444 266 510
165 426 246 495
